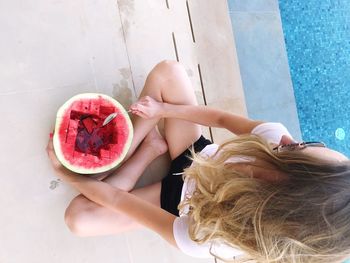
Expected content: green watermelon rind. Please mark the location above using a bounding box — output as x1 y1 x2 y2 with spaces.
53 93 133 174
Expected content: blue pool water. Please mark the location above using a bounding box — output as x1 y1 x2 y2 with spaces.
278 0 350 158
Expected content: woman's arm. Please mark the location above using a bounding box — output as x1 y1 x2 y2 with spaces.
130 96 264 135
61 168 177 247
162 103 264 135
46 139 178 248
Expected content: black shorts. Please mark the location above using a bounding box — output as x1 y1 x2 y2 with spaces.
160 135 212 216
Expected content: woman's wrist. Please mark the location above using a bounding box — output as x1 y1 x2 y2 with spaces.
160 102 169 118
161 102 178 119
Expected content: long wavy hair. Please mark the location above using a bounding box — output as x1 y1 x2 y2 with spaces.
178 134 350 263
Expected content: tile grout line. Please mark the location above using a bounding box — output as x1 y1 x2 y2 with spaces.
116 0 137 97
197 64 207 104
198 64 214 142
172 32 180 62
186 0 196 43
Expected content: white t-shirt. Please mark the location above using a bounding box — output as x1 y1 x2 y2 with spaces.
173 122 294 259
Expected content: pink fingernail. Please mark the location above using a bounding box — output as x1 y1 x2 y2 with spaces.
49 132 53 139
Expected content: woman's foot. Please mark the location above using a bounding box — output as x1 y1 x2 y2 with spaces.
141 127 168 156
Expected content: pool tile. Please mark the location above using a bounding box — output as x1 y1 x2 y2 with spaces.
279 0 350 156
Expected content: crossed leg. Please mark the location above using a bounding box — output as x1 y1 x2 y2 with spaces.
64 60 202 236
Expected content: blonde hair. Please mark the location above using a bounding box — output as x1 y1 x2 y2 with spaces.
178 134 350 263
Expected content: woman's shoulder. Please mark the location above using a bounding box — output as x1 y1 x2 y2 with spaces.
199 122 294 155
251 122 294 146
199 143 220 157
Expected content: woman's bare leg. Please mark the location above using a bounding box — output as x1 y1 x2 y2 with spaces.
65 60 203 236
94 61 172 180
65 128 167 236
97 60 201 181
102 127 167 191
123 60 201 161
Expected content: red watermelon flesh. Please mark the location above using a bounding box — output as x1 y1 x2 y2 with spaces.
81 117 96 134
56 96 130 171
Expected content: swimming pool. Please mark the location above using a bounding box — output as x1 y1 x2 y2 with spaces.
278 0 350 158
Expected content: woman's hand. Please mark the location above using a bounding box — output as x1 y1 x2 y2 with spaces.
46 134 63 171
129 96 164 119
46 134 75 181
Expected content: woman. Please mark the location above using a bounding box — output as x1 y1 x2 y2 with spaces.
47 60 350 263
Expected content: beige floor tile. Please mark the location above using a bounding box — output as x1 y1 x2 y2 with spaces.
118 0 175 95
0 1 94 94
189 0 247 143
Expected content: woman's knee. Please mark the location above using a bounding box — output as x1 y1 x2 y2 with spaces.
139 60 180 100
155 59 183 72
64 195 143 236
150 60 185 82
140 60 195 105
64 195 94 236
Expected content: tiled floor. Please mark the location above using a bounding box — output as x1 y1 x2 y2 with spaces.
0 1 245 263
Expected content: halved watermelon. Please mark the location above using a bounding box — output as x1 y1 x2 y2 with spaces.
53 93 133 174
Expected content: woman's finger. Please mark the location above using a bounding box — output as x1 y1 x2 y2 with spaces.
130 109 143 116
46 130 55 151
130 110 140 115
130 102 143 109
132 109 148 119
46 138 54 153
135 103 146 112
